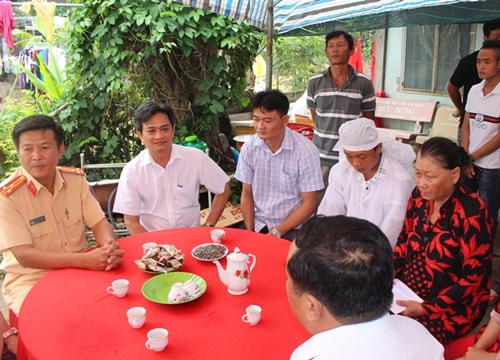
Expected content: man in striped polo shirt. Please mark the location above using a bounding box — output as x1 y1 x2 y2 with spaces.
307 30 376 196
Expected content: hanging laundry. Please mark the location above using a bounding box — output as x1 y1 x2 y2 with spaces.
24 0 56 43
19 45 46 92
20 2 31 14
0 1 16 49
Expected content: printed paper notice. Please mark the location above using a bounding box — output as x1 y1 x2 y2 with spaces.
391 279 423 314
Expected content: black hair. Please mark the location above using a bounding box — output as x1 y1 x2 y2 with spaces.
251 90 289 118
419 137 470 171
12 115 64 149
134 101 177 132
481 39 500 62
288 215 393 325
483 20 500 38
325 30 354 50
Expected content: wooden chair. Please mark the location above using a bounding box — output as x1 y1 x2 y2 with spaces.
415 106 458 145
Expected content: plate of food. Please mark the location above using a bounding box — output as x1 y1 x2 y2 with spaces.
191 243 228 261
135 244 184 274
142 272 207 305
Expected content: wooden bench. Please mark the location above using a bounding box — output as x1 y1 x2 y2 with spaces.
375 98 439 142
415 105 458 145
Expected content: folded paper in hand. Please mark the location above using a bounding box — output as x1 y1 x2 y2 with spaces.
391 279 423 314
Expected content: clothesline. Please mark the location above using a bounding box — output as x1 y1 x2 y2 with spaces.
10 2 83 8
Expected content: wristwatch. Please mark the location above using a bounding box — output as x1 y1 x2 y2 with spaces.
469 153 475 162
271 228 282 238
203 222 215 227
2 327 18 340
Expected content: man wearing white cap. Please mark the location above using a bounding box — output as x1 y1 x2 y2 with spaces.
318 118 414 248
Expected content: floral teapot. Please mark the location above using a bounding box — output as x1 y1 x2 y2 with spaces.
213 247 256 295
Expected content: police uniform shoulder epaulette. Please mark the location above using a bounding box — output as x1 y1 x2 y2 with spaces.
0 175 27 196
57 166 85 176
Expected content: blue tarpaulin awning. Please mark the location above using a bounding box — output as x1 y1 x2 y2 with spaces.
177 0 500 36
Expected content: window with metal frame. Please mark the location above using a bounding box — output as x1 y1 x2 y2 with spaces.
403 24 475 93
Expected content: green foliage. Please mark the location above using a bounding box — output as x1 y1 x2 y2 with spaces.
0 21 68 180
270 36 327 92
0 16 72 180
270 30 376 92
60 0 261 167
18 49 65 102
0 91 46 180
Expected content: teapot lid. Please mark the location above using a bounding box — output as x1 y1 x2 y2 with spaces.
227 247 248 261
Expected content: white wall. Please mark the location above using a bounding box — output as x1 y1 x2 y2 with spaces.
381 25 485 107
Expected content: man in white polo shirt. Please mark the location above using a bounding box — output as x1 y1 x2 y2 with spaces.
461 39 500 238
461 39 500 304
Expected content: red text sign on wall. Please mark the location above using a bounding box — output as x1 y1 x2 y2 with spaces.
375 98 437 123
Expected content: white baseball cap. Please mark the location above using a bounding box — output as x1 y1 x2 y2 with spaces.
337 118 381 152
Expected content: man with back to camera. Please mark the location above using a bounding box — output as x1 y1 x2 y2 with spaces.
461 39 500 304
318 118 414 248
307 30 376 193
286 215 444 360
234 90 323 241
448 20 500 143
113 101 231 234
0 115 124 315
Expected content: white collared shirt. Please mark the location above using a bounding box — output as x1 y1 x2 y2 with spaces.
466 79 500 169
113 145 229 231
291 314 444 360
318 153 414 248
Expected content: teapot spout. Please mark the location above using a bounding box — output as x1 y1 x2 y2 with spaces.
213 260 229 287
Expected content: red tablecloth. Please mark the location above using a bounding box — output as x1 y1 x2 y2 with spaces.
18 228 310 359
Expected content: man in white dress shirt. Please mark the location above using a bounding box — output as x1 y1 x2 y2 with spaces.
318 118 414 248
113 101 230 234
286 215 444 360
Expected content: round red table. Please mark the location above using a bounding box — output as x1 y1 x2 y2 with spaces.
18 228 310 359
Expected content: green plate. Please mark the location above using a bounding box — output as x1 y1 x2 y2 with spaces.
142 272 207 305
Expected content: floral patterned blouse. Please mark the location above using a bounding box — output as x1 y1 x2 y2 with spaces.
394 185 493 344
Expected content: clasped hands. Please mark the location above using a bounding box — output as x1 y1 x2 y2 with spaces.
89 239 125 271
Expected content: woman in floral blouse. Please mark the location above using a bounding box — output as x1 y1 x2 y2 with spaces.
394 137 493 345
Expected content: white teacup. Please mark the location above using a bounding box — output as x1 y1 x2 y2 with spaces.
145 328 169 351
142 242 157 255
126 307 146 328
168 282 187 303
182 279 201 298
242 305 262 325
107 279 129 297
210 229 225 243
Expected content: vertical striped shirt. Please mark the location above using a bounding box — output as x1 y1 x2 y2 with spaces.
235 128 323 232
